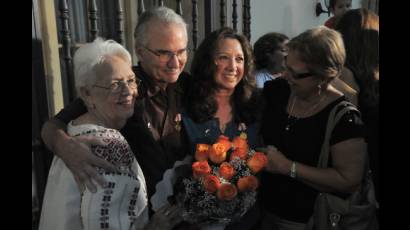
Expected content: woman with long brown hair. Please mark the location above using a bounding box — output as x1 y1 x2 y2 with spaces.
336 8 379 199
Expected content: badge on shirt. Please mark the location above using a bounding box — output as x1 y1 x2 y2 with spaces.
174 113 182 132
238 122 247 131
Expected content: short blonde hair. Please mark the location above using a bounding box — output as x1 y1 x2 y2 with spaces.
288 26 345 81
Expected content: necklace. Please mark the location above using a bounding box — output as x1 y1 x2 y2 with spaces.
285 94 327 131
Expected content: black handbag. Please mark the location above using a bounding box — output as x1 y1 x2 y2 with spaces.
306 101 379 230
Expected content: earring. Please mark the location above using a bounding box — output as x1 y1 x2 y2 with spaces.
318 84 322 96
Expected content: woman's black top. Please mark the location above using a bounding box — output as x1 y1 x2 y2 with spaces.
259 78 365 223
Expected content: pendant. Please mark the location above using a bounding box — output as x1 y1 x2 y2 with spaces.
175 123 181 132
174 113 182 132
285 125 290 131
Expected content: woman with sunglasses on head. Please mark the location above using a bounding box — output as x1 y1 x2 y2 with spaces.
258 26 367 230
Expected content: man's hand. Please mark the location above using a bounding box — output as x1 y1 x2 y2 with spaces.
57 135 118 193
42 118 118 193
145 203 183 230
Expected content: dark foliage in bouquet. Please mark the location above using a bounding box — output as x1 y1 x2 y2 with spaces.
174 133 268 225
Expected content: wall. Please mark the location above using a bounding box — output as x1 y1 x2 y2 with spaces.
250 0 362 44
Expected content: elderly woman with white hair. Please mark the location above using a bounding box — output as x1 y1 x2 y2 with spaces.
39 38 179 230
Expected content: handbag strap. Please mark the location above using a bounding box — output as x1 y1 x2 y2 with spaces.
317 100 360 168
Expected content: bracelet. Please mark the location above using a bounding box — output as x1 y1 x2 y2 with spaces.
290 161 297 178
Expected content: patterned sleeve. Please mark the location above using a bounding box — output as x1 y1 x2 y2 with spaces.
330 108 365 146
80 129 148 230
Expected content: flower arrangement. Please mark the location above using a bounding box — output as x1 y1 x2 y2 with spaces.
178 133 268 225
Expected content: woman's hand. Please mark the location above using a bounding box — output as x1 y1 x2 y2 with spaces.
257 145 292 175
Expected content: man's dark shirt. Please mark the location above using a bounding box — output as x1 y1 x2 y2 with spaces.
54 65 190 202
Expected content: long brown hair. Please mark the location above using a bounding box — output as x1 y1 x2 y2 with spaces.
185 27 258 124
336 8 379 107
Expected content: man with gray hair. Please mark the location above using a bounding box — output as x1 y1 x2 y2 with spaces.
41 6 190 222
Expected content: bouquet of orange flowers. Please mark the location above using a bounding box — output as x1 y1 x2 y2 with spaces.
178 133 268 225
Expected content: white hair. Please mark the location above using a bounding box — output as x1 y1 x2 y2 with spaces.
134 6 188 48
73 37 132 95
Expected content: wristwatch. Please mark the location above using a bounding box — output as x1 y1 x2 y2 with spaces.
290 161 297 178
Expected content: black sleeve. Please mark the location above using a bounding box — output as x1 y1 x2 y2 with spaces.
54 98 87 124
330 109 365 145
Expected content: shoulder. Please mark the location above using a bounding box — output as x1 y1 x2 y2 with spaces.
263 78 289 102
331 77 358 106
340 67 360 92
264 77 288 90
331 108 365 144
330 99 363 129
340 67 360 91
254 69 269 77
334 100 360 118
326 96 359 117
67 123 125 141
54 98 87 124
324 17 335 28
132 66 149 98
255 70 272 88
328 98 365 145
176 71 192 93
181 110 213 128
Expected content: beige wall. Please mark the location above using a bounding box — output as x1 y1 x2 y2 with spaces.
36 0 64 116
250 0 362 44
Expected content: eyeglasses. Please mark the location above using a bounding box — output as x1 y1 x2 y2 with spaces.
93 78 141 93
285 68 315 79
144 46 189 62
284 56 314 80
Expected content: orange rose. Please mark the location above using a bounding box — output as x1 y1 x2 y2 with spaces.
216 183 238 201
217 135 232 151
247 152 268 173
202 174 221 193
219 162 236 180
237 175 259 192
232 136 248 151
209 143 227 164
192 161 211 179
216 135 232 151
230 147 248 161
195 143 210 161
